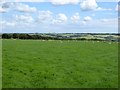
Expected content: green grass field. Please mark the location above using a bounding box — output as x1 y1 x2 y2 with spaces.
2 40 118 88
0 40 2 89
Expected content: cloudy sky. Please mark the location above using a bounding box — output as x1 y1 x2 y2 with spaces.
0 0 119 33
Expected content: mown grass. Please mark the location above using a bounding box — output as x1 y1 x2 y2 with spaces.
2 40 118 88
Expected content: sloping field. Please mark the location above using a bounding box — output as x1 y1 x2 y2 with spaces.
2 40 118 88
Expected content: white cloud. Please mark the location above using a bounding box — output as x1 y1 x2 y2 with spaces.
80 0 98 11
1 0 119 2
84 16 92 21
81 21 86 25
52 13 67 24
1 20 16 28
0 0 6 5
97 18 118 26
6 22 16 27
80 0 112 11
86 18 117 27
0 2 38 13
57 14 68 22
101 19 108 22
71 13 80 23
0 2 16 13
0 7 8 13
15 3 37 12
13 0 46 2
115 4 120 11
49 0 79 5
95 7 112 11
116 5 118 11
15 14 34 23
0 2 11 13
37 10 53 23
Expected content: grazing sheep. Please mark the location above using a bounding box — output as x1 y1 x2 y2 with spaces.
109 42 111 44
60 40 63 43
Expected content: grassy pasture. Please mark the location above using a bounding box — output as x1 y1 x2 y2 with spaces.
0 40 2 89
2 40 118 88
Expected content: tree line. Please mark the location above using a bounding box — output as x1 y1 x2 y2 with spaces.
2 33 117 41
2 33 58 40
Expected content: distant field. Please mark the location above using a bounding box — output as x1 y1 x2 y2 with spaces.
2 40 118 88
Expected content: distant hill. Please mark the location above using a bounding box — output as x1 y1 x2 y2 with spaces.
1 33 120 42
